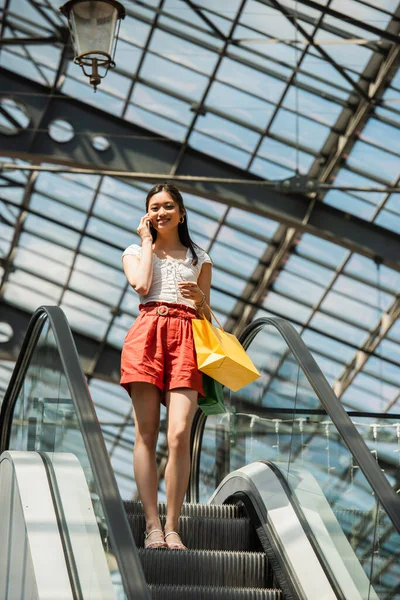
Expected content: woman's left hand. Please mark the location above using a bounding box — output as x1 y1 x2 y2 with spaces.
178 281 205 304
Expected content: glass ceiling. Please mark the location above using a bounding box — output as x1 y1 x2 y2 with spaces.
1 0 400 500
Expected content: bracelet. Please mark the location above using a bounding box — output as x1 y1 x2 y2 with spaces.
195 292 206 308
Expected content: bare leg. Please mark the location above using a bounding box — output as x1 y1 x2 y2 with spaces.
130 382 165 547
164 387 198 548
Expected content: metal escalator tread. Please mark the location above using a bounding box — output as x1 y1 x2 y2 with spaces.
126 501 283 598
124 500 241 519
138 548 267 587
127 514 262 551
148 585 282 599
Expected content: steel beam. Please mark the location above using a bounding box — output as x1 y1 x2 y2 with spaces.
1 67 400 272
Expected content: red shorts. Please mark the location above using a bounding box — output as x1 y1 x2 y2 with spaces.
120 302 204 402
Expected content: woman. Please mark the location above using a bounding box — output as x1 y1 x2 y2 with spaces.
120 182 212 550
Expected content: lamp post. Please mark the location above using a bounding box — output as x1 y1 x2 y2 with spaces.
60 0 125 92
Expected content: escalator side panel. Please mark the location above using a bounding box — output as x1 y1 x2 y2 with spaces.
210 461 369 600
0 451 73 600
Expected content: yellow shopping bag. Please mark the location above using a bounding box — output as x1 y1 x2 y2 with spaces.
192 312 261 392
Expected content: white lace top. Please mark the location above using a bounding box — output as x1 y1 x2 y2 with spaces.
122 244 212 309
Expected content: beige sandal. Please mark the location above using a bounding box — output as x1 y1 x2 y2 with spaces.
144 528 168 549
164 531 187 550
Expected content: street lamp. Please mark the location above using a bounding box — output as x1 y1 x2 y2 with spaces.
60 0 125 92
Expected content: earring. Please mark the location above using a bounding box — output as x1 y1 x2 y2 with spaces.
179 215 185 224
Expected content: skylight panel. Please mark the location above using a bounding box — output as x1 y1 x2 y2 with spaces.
19 232 74 267
323 190 376 220
347 140 400 183
206 81 276 129
30 193 87 231
24 213 81 250
74 255 125 289
364 355 400 388
35 173 95 211
344 254 400 293
69 270 121 306
225 208 278 239
119 15 151 47
270 109 330 153
331 0 394 30
361 119 400 154
120 290 140 316
320 290 379 328
149 29 219 76
93 194 143 229
257 136 315 173
0 222 15 257
100 179 146 208
131 83 192 126
233 24 298 68
126 105 187 142
211 240 259 275
300 53 353 90
189 130 251 169
312 30 372 73
250 157 294 180
301 329 355 363
59 303 109 339
4 281 57 312
263 292 312 324
80 237 124 270
212 267 247 295
13 248 70 287
8 269 61 302
86 217 135 249
296 233 349 268
217 224 266 256
282 87 343 127
332 274 394 309
62 76 125 116
182 194 227 220
384 194 400 215
284 254 334 286
274 271 325 305
332 169 385 205
194 112 259 153
0 49 48 86
217 57 287 104
374 210 400 235
211 289 237 314
186 212 219 241
309 312 367 346
141 53 209 101
0 185 24 205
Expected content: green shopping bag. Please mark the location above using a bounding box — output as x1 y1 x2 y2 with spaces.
198 373 226 415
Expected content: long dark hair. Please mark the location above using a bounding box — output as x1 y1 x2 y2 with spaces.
145 182 199 265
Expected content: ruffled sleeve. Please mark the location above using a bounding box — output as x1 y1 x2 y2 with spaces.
197 248 212 267
122 244 142 260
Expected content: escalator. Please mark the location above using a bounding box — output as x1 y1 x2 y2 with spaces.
0 306 399 599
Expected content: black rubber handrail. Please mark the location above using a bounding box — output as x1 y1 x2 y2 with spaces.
0 306 150 600
190 316 400 534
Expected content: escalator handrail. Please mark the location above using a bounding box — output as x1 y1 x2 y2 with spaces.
0 305 150 600
237 316 400 533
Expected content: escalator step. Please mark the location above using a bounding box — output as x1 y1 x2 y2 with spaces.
138 549 267 588
127 514 261 551
124 500 242 519
149 585 282 599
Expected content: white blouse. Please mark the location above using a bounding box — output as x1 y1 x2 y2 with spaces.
122 244 212 309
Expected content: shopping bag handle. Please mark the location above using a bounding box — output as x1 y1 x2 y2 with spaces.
200 302 224 332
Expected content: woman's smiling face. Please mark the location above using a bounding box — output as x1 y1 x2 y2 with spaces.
147 190 183 231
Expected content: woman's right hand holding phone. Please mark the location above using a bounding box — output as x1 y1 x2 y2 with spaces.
136 214 153 243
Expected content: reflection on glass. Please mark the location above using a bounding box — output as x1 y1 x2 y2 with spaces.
198 323 400 599
8 320 126 599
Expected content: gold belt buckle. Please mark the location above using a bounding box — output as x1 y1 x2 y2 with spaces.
157 305 169 316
